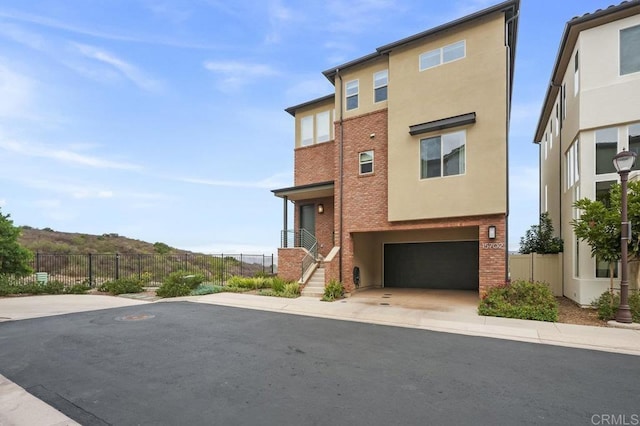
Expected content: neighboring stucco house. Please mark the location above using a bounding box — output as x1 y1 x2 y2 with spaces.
273 0 520 296
534 1 640 306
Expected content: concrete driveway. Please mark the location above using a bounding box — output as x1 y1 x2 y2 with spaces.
346 288 478 314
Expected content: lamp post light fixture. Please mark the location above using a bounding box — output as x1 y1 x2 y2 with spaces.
612 149 637 324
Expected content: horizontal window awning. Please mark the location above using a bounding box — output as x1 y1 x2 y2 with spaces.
409 112 476 136
272 181 334 201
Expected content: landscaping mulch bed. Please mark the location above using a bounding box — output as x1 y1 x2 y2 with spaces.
556 297 605 327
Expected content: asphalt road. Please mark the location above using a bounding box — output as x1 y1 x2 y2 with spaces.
0 302 638 426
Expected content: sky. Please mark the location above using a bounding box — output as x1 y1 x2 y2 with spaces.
0 0 619 254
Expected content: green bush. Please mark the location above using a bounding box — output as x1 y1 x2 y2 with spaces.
271 276 286 293
165 271 205 289
283 282 300 298
227 276 270 289
322 279 344 302
64 283 91 294
98 278 144 295
592 291 640 322
156 281 191 298
190 284 226 296
478 280 559 322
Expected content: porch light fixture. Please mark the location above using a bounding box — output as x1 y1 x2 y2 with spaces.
318 204 324 214
612 148 637 324
488 225 496 239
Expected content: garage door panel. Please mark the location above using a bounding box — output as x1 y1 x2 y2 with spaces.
384 241 478 290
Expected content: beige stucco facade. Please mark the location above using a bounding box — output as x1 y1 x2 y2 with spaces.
536 5 640 305
274 0 519 296
387 14 508 221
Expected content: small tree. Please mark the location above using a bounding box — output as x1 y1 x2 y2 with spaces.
0 208 33 277
153 242 172 255
519 212 563 254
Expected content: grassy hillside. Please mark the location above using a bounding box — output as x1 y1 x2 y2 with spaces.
18 227 190 255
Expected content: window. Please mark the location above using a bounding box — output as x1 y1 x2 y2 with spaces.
595 127 618 174
620 24 640 75
315 111 330 143
574 51 579 96
566 140 579 190
301 116 313 146
359 151 373 174
596 257 618 278
346 80 358 110
596 180 615 207
420 131 465 179
575 237 580 278
544 185 548 213
629 123 640 170
555 105 559 136
373 70 388 103
544 133 548 160
419 40 465 71
562 83 567 121
300 110 332 146
550 122 553 149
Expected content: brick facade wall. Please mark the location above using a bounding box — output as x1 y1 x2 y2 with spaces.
294 141 335 186
277 248 307 282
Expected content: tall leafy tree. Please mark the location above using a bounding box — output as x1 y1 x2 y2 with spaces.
519 212 563 254
572 181 640 292
0 208 33 277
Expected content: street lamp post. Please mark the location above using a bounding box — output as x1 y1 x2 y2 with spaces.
613 149 637 324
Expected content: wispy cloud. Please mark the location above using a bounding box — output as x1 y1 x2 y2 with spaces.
0 63 36 119
204 60 279 91
73 43 163 92
265 0 296 44
143 0 192 24
0 9 227 50
175 171 291 189
0 139 142 170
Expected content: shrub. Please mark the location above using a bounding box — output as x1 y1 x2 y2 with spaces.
190 284 226 296
43 280 65 294
478 280 559 322
64 283 91 294
165 271 205 290
156 280 191 298
227 276 270 290
322 279 344 302
98 278 144 295
271 276 286 293
592 291 640 322
283 282 300 298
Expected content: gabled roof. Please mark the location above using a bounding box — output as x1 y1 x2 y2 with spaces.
534 0 640 143
322 0 519 84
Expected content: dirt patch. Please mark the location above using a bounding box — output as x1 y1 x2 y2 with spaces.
557 297 605 327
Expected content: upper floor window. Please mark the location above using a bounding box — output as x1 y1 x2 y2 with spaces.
620 24 640 75
316 111 330 143
566 140 579 190
595 127 618 174
346 80 359 110
359 151 374 174
630 123 640 170
555 105 559 136
373 70 388 103
574 51 579 96
301 116 314 146
419 40 465 71
300 110 332 146
420 130 465 179
562 83 567 121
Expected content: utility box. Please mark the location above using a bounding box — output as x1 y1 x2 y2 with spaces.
35 272 48 284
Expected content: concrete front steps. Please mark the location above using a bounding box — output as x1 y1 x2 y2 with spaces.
301 265 325 298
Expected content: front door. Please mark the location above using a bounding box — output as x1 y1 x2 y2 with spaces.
300 204 316 237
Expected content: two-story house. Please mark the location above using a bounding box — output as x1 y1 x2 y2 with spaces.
273 0 520 296
535 1 640 306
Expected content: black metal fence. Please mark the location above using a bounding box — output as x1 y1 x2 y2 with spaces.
28 253 275 287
